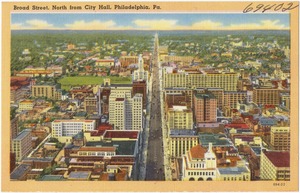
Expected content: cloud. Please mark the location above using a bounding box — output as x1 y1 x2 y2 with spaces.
191 20 223 30
11 18 288 31
65 20 117 30
133 19 178 30
25 19 53 29
11 23 24 30
11 19 54 30
228 20 287 30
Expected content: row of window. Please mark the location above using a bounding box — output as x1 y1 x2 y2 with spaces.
188 171 215 176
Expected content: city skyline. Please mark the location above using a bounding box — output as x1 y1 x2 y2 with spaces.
11 13 290 30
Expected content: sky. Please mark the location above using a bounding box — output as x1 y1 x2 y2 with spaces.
11 13 290 30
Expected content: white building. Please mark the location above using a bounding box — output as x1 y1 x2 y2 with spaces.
182 143 217 181
132 54 148 82
51 120 96 143
108 85 132 128
109 92 143 131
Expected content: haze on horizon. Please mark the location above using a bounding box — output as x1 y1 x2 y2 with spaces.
11 13 290 31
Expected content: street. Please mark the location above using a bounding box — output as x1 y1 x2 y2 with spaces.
145 33 165 181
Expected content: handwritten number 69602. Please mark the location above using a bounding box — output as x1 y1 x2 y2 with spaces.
243 2 298 13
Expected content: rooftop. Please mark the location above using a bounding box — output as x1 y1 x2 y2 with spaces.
14 129 31 141
264 150 290 167
85 141 137 156
74 111 88 117
68 171 91 180
40 175 65 181
10 164 31 180
189 145 206 159
217 166 249 175
103 130 139 139
225 123 249 129
250 146 262 156
199 133 232 147
110 84 133 87
194 93 216 99
170 129 196 136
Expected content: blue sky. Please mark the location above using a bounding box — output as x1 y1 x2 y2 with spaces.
11 13 290 30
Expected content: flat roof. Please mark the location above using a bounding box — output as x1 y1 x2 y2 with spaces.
69 171 91 179
10 164 31 180
250 146 262 156
110 84 133 87
199 133 231 147
41 175 65 181
170 129 196 136
103 130 139 139
14 129 31 140
264 150 290 167
194 93 216 99
218 166 249 175
86 141 137 156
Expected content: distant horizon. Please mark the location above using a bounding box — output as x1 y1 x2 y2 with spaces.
11 13 290 31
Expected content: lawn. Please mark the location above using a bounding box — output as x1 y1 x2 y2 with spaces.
58 76 132 90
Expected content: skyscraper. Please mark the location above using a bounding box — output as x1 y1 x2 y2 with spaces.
193 93 217 124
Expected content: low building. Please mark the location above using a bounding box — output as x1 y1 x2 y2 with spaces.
181 143 217 181
216 166 250 181
18 100 34 111
51 120 96 143
95 59 115 67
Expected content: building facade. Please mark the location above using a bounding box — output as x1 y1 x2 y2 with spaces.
167 106 193 130
224 91 247 108
260 150 290 180
193 93 217 123
253 88 282 105
18 100 34 111
12 129 32 162
31 84 57 99
109 92 143 131
84 96 98 114
169 129 198 158
270 126 290 151
51 120 96 143
132 54 148 82
182 143 217 181
163 69 238 91
132 80 147 109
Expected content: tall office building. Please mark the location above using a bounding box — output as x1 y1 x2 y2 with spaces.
109 93 143 131
270 126 290 151
12 129 32 162
253 88 282 105
84 96 98 114
224 91 247 108
163 69 238 91
132 54 148 82
193 93 217 124
132 80 147 109
167 105 193 130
